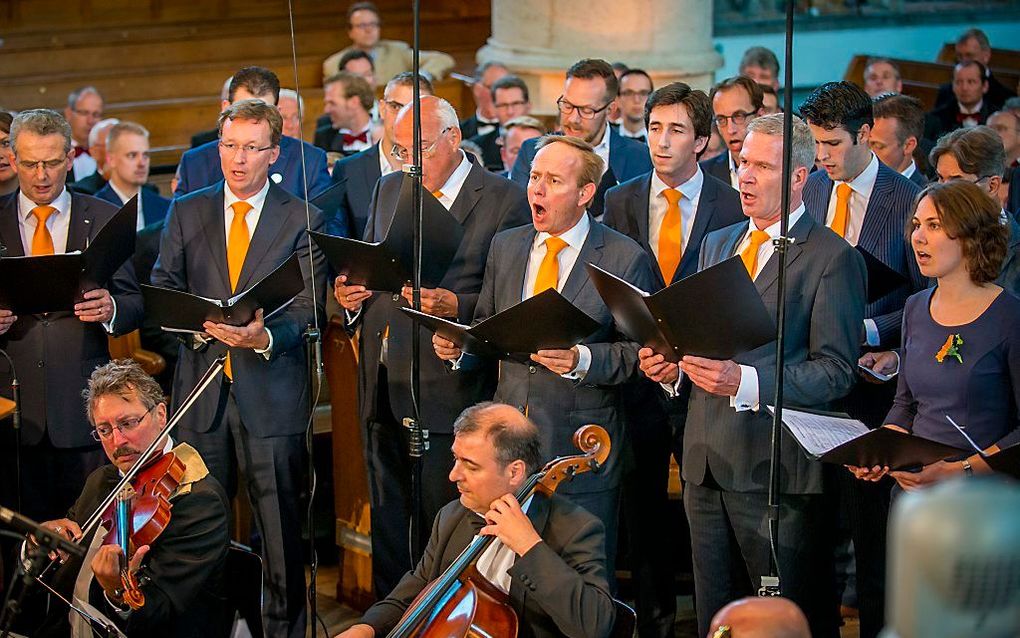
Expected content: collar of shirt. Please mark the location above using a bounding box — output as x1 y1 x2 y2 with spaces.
619 126 647 140
533 209 590 256
525 212 591 299
378 141 395 177
727 152 740 188
901 160 917 179
958 100 984 115
19 187 71 222
474 111 499 127
473 494 535 594
592 123 611 177
649 168 704 256
223 178 270 236
824 152 878 246
432 151 472 209
738 203 807 278
108 182 135 206
18 187 73 255
338 121 373 137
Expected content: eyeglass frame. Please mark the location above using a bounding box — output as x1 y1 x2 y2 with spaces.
218 141 276 157
714 110 756 127
619 89 652 101
556 96 613 120
91 404 156 441
389 126 453 162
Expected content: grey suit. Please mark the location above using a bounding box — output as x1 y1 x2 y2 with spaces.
352 162 531 595
683 212 866 638
360 495 616 638
151 181 326 638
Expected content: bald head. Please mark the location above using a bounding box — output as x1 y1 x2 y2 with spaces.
453 402 543 475
393 95 463 192
708 597 811 638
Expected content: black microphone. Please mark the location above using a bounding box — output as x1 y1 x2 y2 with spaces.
0 348 20 432
0 506 85 558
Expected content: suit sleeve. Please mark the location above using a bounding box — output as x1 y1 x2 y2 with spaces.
265 204 327 356
755 243 866 407
345 181 384 333
508 514 616 638
871 236 928 347
108 244 143 337
173 156 190 198
150 200 187 292
306 146 333 199
601 186 625 236
327 160 354 239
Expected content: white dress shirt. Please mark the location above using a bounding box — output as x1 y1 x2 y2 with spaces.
432 151 472 209
901 160 918 180
19 188 72 255
339 121 373 153
473 495 534 594
592 124 611 179
648 168 703 262
378 142 396 178
727 152 740 189
108 182 147 231
619 125 647 141
223 180 274 357
71 141 98 181
958 100 984 128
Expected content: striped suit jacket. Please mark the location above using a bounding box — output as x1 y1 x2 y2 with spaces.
803 162 926 347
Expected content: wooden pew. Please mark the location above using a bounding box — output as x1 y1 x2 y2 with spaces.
937 42 1020 74
844 54 943 110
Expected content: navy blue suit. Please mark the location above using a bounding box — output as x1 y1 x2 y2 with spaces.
174 135 331 200
698 152 733 187
94 183 171 226
510 127 652 219
803 162 925 347
329 143 383 240
1008 166 1020 218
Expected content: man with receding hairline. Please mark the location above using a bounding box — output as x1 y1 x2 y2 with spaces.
63 86 105 182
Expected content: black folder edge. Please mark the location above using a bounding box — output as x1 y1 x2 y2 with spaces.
984 442 1020 479
585 262 677 362
856 246 907 304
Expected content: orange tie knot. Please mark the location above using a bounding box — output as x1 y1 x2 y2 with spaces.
741 229 772 277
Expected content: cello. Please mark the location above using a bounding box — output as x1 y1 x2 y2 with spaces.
387 423 611 638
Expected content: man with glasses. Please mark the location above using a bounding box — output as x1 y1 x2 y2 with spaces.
333 95 530 597
0 109 142 523
322 1 454 88
31 359 230 638
511 58 652 221
330 71 433 240
152 99 326 638
468 74 532 172
617 69 654 143
63 86 105 182
700 76 764 189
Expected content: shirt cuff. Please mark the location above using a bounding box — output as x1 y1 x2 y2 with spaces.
104 590 132 618
102 297 118 334
253 328 273 359
561 344 591 380
864 319 881 347
729 364 759 412
345 307 361 325
660 367 684 397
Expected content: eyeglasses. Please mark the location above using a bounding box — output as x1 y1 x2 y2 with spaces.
91 405 155 441
219 141 275 156
17 158 67 171
938 174 995 185
620 89 652 101
389 126 452 162
71 108 103 120
494 100 528 111
556 96 612 120
714 111 755 127
350 21 380 30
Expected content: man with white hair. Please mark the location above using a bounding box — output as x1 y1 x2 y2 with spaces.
63 86 105 181
333 95 530 596
278 88 304 139
67 116 118 195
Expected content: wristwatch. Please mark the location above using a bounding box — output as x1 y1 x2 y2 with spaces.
961 458 973 477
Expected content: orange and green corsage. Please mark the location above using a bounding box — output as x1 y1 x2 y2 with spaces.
935 334 963 364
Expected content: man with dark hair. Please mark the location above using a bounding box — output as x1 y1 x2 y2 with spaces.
335 402 616 638
322 1 454 84
863 58 903 97
153 99 326 638
30 359 230 638
63 86 105 182
871 94 929 186
800 80 925 638
338 49 377 87
926 61 995 140
701 76 765 189
511 58 652 220
604 81 743 638
0 109 142 522
175 65 331 199
333 96 530 596
760 84 781 115
461 61 510 139
739 46 780 91
934 27 1016 111
329 71 434 240
468 74 531 172
316 72 376 156
617 69 654 143
436 134 656 582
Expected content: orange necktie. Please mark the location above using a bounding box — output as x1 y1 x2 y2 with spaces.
31 206 57 255
740 230 772 278
657 188 683 283
830 183 852 238
533 236 569 296
224 201 253 379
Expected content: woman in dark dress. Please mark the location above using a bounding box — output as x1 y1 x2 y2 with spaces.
850 180 1020 490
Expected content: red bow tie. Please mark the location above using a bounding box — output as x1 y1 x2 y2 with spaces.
956 111 984 125
342 131 369 147
72 146 90 158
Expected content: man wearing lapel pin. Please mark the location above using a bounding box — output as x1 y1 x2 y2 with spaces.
433 135 656 577
332 95 530 596
603 81 743 638
0 109 142 523
151 99 325 638
638 114 866 638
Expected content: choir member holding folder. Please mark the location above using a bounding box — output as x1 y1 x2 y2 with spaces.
849 181 1020 489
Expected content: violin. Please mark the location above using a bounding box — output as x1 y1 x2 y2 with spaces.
99 450 186 610
387 424 611 638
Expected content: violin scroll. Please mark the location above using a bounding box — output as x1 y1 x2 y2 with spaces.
536 424 611 496
572 424 611 469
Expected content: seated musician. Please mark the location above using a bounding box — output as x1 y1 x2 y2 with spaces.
336 402 617 638
30 359 230 638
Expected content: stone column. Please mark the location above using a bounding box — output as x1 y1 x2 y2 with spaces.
478 0 722 115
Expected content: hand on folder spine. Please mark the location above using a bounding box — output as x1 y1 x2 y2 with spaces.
73 287 114 323
334 274 371 313
400 285 458 318
433 334 461 361
638 347 679 384
530 348 580 376
204 308 270 350
679 355 741 397
846 424 909 481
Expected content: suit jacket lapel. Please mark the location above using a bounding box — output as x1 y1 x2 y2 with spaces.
200 183 232 295
754 214 810 296
0 195 24 257
505 228 536 309
561 219 604 303
448 163 485 225
633 173 652 245
858 165 892 251
678 175 717 282
66 193 95 251
362 145 382 201
236 184 287 292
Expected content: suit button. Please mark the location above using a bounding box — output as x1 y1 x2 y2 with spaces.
518 406 525 413
528 365 537 374
391 294 400 302
376 331 383 338
37 361 44 368
529 584 536 591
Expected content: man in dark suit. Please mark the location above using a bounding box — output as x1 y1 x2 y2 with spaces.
336 402 616 638
800 81 924 638
152 99 325 638
639 114 866 638
871 94 930 187
701 76 765 189
468 74 532 173
0 109 143 522
616 69 653 144
63 86 104 183
174 66 331 199
435 135 657 576
603 82 743 638
333 96 530 596
93 122 170 229
925 61 996 141
934 28 1016 112
330 72 433 240
511 58 652 221
315 72 375 155
460 61 510 140
31 360 230 638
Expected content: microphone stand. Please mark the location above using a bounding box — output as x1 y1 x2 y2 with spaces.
0 348 22 512
760 0 796 598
